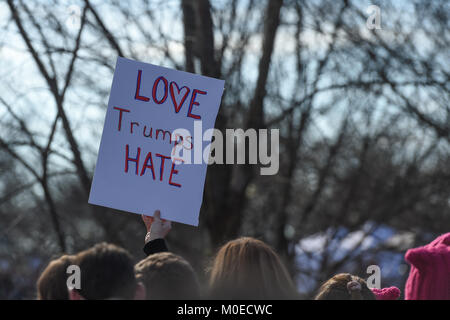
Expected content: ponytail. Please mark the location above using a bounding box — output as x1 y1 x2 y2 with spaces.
315 273 376 300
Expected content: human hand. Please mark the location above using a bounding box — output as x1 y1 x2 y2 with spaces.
142 210 171 243
141 214 154 233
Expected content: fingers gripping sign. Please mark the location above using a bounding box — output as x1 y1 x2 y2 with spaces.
142 210 172 243
141 214 154 232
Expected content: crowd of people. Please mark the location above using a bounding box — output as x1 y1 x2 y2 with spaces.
36 211 450 300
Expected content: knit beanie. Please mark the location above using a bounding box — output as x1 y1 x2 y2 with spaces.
404 232 450 300
371 286 401 300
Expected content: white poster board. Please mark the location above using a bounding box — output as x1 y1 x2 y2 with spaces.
88 57 224 226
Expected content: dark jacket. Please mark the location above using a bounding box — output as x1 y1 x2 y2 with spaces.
143 238 168 256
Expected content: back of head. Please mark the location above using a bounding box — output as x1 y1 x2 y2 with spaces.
73 242 137 300
135 252 200 300
209 237 297 299
405 232 450 300
37 255 73 300
315 273 376 300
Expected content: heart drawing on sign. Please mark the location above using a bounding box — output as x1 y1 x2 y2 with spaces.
170 82 190 113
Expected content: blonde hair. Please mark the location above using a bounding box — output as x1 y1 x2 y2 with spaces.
315 273 376 300
135 252 200 300
209 237 297 299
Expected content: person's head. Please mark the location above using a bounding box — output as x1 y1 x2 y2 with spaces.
209 237 297 299
37 254 74 300
135 252 200 300
315 273 376 300
69 242 145 300
405 232 450 300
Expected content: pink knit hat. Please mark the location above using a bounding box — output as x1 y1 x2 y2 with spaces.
404 232 450 300
371 287 401 300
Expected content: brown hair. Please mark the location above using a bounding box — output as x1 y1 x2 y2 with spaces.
315 273 376 300
37 254 73 300
135 252 200 300
209 237 298 299
73 242 137 300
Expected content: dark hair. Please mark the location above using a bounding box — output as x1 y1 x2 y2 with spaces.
209 237 298 299
73 242 137 300
135 252 200 300
315 273 376 300
37 255 73 300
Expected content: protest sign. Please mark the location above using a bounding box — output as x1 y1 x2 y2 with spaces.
88 57 224 226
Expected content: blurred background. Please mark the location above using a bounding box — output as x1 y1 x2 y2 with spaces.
0 0 449 299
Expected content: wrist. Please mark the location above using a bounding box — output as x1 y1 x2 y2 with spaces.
145 231 163 243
